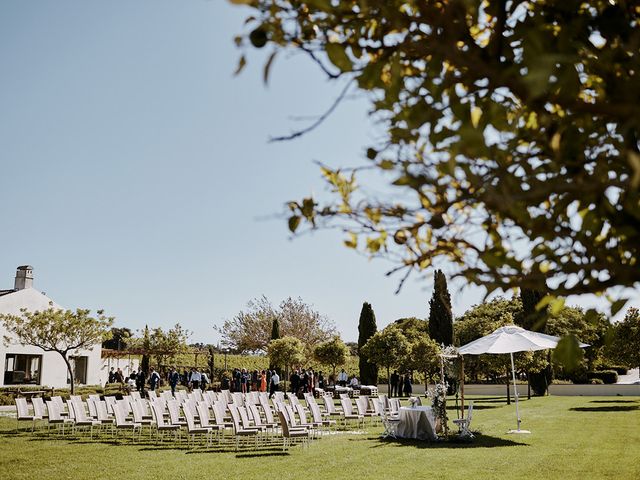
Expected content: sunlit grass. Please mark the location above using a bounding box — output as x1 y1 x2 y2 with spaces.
0 396 638 480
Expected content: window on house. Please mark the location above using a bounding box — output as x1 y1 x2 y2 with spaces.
3 354 42 385
70 356 88 384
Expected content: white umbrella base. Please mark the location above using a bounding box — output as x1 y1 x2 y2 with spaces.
507 429 531 434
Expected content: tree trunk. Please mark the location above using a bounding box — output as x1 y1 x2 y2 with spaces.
62 353 75 395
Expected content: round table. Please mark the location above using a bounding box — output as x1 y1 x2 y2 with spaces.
396 406 437 440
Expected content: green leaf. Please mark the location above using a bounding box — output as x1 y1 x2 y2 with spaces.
288 216 301 233
552 335 584 373
549 297 566 316
611 298 628 317
326 43 352 72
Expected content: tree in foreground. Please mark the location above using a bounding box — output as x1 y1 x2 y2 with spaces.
361 325 411 394
0 306 113 393
357 302 378 385
428 270 454 346
314 336 350 378
219 296 336 354
232 1 640 304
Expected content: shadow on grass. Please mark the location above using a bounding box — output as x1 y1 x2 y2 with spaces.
570 406 639 412
367 432 528 449
589 400 638 404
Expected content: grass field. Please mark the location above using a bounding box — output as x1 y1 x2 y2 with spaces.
0 396 638 480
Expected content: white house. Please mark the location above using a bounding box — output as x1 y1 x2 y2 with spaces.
0 266 103 388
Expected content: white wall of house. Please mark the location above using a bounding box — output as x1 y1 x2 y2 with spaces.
0 286 103 389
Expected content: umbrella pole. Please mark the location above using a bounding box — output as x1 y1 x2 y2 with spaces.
510 352 520 431
508 352 530 434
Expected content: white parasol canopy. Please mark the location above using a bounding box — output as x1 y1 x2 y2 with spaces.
458 325 588 355
458 325 588 433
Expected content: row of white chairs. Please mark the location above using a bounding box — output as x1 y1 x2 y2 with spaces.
14 389 397 447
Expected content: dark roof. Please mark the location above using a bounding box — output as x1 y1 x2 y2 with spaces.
0 289 16 297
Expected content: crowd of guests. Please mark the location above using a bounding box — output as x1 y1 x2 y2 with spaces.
106 364 414 398
107 366 210 394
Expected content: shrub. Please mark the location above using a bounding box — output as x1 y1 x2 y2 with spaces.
597 364 629 375
586 370 618 384
551 379 573 385
589 378 605 385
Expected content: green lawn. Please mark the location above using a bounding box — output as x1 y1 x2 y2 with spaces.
0 396 638 480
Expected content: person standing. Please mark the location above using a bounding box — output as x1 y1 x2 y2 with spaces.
201 371 209 391
337 369 348 387
241 368 250 393
269 370 280 399
404 373 413 397
108 367 116 384
149 367 161 391
190 368 202 391
397 374 404 397
390 370 399 397
169 366 180 396
115 368 124 384
260 370 267 392
136 369 146 393
318 371 325 390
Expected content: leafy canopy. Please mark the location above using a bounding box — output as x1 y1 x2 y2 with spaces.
268 336 305 370
218 296 336 354
233 0 640 299
606 307 640 369
313 336 350 375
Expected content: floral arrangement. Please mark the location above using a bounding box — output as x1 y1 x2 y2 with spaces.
427 381 448 435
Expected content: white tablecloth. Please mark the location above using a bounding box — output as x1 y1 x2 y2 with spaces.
396 406 437 440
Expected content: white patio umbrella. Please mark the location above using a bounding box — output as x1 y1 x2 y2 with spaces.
458 325 588 434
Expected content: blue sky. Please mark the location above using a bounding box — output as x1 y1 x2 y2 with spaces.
0 1 631 344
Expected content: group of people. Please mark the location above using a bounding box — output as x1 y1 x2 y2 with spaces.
389 370 414 397
224 368 270 393
107 366 210 394
289 368 326 395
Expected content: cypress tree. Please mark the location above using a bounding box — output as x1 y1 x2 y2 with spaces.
428 270 454 346
358 302 378 385
269 318 281 370
270 318 281 341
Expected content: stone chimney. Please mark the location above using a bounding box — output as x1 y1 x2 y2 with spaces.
14 265 34 290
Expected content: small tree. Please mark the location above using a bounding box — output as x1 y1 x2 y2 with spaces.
314 336 350 377
358 302 378 385
267 336 305 391
1 306 113 393
607 307 640 371
428 270 454 346
404 334 441 391
361 325 411 394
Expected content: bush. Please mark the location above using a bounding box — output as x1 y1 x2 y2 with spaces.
589 378 605 385
551 379 573 385
597 365 629 375
586 370 618 384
